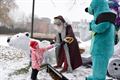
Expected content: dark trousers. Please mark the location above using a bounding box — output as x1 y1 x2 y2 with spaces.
31 68 39 80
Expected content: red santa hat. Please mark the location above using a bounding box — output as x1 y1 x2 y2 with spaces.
54 15 66 23
30 40 39 49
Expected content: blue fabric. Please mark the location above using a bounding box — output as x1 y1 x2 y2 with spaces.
86 56 109 80
86 57 109 80
89 21 115 57
86 0 115 79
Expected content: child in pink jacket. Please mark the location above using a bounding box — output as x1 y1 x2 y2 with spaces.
30 40 54 80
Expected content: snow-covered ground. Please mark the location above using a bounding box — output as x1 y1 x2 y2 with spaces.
0 35 92 80
0 35 115 80
0 45 92 80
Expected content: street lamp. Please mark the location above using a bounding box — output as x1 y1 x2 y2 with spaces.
31 0 35 38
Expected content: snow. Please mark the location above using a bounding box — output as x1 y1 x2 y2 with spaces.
0 35 115 80
0 45 30 80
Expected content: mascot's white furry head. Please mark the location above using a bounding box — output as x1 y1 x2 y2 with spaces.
7 32 41 53
7 32 31 59
7 32 30 51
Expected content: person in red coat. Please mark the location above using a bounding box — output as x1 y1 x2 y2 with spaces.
53 15 83 73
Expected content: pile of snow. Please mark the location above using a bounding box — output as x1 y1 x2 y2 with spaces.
0 45 30 80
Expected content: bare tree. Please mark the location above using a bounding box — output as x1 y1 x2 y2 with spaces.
0 0 17 26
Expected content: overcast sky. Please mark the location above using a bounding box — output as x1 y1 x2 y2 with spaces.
13 0 93 22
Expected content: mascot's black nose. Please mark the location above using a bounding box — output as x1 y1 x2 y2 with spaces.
7 38 10 42
85 8 88 12
7 37 11 43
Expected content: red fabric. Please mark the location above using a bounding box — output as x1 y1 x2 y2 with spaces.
66 25 83 70
30 41 39 49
